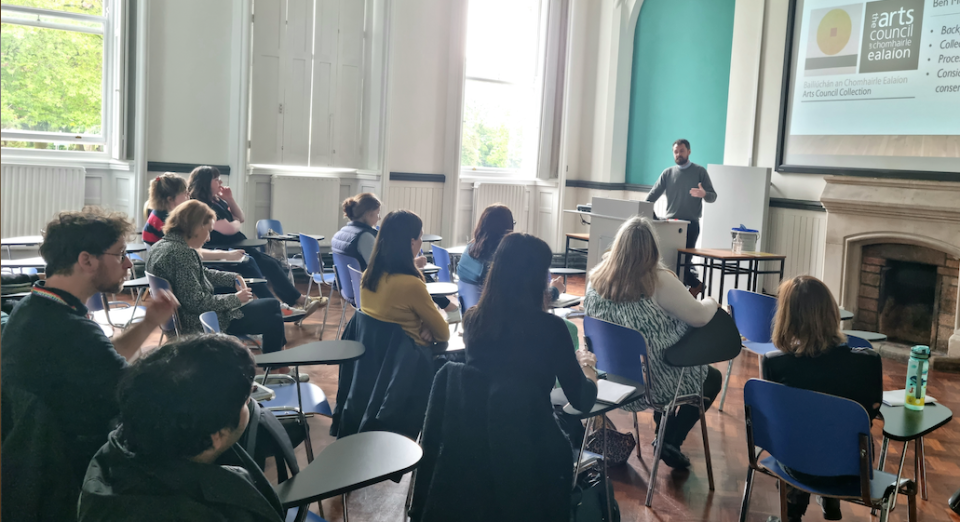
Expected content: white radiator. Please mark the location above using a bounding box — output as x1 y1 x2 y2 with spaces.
473 183 527 232
384 181 445 240
760 206 828 293
1 164 86 237
270 174 341 246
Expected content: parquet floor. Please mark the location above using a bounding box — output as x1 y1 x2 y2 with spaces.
132 275 960 522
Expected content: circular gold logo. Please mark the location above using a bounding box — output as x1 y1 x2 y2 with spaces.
817 9 852 55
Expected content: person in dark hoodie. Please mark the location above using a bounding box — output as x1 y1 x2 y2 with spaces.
79 334 283 522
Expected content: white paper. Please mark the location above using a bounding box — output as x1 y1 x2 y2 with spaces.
882 389 937 407
596 379 637 405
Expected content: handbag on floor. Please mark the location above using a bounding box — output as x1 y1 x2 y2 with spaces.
584 415 636 466
571 467 620 522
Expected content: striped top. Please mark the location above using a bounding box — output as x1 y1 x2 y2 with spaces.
583 280 710 411
142 209 168 245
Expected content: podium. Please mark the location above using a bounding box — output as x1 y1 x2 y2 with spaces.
584 198 687 274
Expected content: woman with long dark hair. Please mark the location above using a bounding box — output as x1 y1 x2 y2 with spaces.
464 232 597 413
457 204 514 286
360 210 450 346
187 166 324 320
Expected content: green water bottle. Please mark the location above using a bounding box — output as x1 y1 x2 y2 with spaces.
904 345 930 411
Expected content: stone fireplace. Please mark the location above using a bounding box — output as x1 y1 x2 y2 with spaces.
820 176 960 357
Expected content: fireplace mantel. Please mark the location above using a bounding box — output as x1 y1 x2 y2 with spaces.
819 176 960 356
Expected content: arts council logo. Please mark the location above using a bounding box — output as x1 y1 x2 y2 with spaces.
859 0 924 73
805 4 863 76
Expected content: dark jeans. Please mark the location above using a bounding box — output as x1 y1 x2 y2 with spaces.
210 257 273 300
683 220 702 287
783 471 855 520
227 298 286 353
241 249 301 306
654 365 722 447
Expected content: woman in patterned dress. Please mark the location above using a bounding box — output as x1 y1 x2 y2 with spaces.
583 217 722 469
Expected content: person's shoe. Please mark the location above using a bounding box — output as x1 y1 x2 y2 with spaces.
688 281 704 298
307 295 329 307
280 303 306 319
295 299 324 325
818 496 842 520
654 440 690 469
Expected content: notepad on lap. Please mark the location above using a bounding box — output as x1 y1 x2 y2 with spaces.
596 379 636 405
882 389 937 407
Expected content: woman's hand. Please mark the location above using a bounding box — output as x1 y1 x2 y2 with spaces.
419 322 436 343
224 250 246 261
220 185 234 202
550 276 565 294
236 288 254 304
577 350 599 383
414 255 428 269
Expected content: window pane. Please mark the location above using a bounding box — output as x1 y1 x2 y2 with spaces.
465 0 541 83
1 23 103 136
2 9 103 31
2 0 103 16
0 140 102 152
460 79 542 172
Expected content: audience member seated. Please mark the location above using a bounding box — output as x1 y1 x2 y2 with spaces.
146 201 286 354
187 165 325 318
456 204 513 287
583 217 720 469
332 192 381 270
78 334 285 522
359 210 450 346
1 209 178 520
762 275 883 522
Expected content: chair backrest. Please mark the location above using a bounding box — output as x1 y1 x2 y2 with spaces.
348 265 363 309
299 233 322 276
727 289 777 343
256 219 283 238
430 245 452 283
331 253 361 306
86 293 105 313
457 280 482 311
583 316 648 388
665 309 742 367
145 272 178 334
743 379 872 479
199 311 221 333
845 335 873 350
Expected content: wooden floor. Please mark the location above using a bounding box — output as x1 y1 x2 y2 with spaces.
133 275 960 522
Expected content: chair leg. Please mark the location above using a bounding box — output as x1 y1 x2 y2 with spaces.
564 237 571 268
646 408 671 507
917 437 927 500
778 479 789 522
717 359 734 412
698 390 715 491
633 412 643 461
738 467 754 522
405 469 417 512
342 492 350 522
336 302 349 339
907 484 918 522
573 416 593 488
318 282 332 339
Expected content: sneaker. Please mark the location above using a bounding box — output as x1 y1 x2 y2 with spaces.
307 295 329 307
818 496 842 520
280 303 306 319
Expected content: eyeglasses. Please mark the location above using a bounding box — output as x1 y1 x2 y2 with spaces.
101 251 128 262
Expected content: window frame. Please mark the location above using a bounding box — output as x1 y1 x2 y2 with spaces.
0 1 123 159
458 0 556 180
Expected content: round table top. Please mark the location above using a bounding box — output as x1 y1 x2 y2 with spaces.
1 235 44 246
842 330 887 342
207 238 268 249
422 263 440 274
422 234 442 243
126 242 147 253
255 340 365 368
1 256 46 268
840 308 854 320
426 282 458 297
123 276 150 288
880 403 953 441
446 245 467 255
549 268 587 275
276 431 422 508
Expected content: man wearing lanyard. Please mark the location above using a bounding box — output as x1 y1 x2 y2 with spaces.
645 139 718 296
1 209 179 520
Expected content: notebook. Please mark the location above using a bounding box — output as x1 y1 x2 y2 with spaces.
596 379 637 405
882 389 937 407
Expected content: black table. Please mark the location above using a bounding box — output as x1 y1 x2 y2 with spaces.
276 431 422 509
422 234 442 243
878 403 953 502
262 234 325 242
255 340 365 368
206 238 268 249
125 242 147 253
562 373 643 522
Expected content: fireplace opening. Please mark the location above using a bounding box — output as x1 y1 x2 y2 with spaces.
878 260 937 345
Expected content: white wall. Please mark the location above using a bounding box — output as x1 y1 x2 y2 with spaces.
147 0 235 166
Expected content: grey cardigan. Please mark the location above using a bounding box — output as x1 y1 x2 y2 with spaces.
145 231 242 334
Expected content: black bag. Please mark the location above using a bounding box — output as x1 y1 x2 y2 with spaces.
240 398 301 482
571 468 620 522
584 415 636 467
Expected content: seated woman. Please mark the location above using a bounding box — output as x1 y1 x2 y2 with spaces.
763 275 883 522
583 216 720 469
331 192 381 270
145 200 287 354
187 166 324 319
359 210 450 347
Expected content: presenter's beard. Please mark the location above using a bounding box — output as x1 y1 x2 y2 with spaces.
674 155 687 165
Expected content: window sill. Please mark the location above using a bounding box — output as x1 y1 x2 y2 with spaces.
248 164 379 180
0 150 131 172
460 172 559 187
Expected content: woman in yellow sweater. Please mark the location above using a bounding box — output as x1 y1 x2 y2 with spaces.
359 210 451 346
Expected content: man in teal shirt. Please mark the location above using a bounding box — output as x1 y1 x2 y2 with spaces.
645 139 717 294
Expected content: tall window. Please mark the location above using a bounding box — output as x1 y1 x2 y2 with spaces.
1 0 119 154
460 0 548 176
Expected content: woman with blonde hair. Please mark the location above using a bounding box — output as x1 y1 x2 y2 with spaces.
146 200 287 353
763 275 882 522
583 216 720 469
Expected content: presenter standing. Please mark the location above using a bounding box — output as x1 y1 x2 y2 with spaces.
645 139 717 296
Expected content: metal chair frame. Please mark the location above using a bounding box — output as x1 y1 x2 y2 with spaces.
299 234 337 338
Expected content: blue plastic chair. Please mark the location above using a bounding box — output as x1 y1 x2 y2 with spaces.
457 280 482 311
583 316 715 507
300 234 337 338
739 379 917 522
430 245 452 283
257 219 303 274
347 265 363 310
845 334 873 350
717 289 780 412
331 253 362 338
199 310 220 333
145 272 180 345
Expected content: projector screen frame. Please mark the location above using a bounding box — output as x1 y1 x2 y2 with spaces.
774 0 959 183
